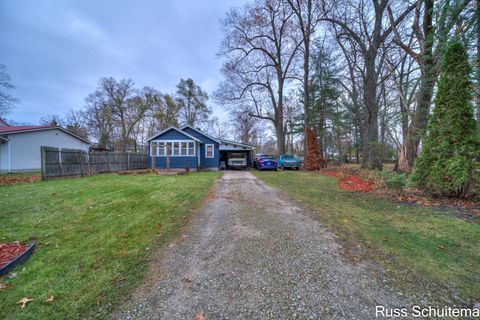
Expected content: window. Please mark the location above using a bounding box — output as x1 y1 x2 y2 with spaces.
206 144 214 158
188 142 195 156
157 142 165 156
151 140 195 157
180 142 188 156
173 142 180 155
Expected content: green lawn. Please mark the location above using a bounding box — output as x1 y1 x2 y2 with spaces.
255 171 480 304
0 172 220 319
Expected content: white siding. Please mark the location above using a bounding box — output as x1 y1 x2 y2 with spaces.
0 129 90 172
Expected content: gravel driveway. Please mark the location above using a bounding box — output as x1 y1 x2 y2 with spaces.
114 171 411 319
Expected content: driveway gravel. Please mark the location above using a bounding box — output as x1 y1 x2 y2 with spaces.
114 171 412 319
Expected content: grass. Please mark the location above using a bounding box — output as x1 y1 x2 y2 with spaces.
0 172 220 319
255 171 480 304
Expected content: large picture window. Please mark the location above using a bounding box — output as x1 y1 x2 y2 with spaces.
205 144 214 158
152 140 195 157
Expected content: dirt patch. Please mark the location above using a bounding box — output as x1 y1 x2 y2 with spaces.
0 175 41 186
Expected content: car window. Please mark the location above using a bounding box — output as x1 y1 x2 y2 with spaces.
283 155 294 159
261 157 274 161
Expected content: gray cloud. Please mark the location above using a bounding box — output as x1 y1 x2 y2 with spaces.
0 0 242 124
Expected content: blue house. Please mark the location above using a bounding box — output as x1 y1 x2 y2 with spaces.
147 125 255 171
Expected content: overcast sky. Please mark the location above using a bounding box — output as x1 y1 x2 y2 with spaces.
0 0 243 124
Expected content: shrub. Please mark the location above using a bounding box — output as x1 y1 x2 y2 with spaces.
411 42 480 198
381 171 407 191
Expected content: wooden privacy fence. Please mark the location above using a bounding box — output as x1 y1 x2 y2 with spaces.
41 146 149 179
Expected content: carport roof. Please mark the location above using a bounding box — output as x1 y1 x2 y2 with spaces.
219 139 255 150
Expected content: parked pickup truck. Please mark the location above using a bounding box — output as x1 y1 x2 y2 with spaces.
227 154 247 170
277 154 301 170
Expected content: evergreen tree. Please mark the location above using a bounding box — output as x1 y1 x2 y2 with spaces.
411 42 480 198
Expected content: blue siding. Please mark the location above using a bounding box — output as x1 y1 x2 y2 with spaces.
152 156 197 169
182 127 219 169
149 128 199 169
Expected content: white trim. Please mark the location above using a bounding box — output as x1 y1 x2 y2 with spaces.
181 125 221 143
205 143 214 158
150 139 196 157
146 126 202 142
7 138 11 173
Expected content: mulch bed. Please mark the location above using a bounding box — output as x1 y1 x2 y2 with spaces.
318 166 480 222
0 242 30 270
0 175 41 186
320 170 373 192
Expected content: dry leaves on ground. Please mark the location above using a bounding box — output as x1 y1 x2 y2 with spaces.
16 297 34 309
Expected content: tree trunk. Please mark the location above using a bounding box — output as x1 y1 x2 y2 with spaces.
398 0 435 172
362 54 382 170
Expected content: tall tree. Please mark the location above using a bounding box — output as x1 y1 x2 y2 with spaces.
389 0 473 172
216 0 303 155
64 110 88 139
411 42 479 198
84 90 114 148
176 78 211 127
287 0 323 157
324 0 416 169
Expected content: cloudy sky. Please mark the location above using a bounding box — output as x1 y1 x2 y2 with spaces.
0 0 243 124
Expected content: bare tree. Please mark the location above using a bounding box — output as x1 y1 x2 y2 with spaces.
0 64 17 117
39 114 65 126
176 78 211 127
324 0 416 169
216 0 303 155
388 0 474 172
287 0 324 156
230 105 259 144
65 109 88 139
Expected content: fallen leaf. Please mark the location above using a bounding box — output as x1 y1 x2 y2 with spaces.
438 245 445 250
16 297 34 309
194 312 206 320
8 273 17 279
184 277 192 283
0 283 12 291
45 296 54 303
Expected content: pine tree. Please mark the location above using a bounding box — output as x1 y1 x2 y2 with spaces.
411 42 480 198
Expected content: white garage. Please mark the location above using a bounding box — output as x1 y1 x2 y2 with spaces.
0 120 90 172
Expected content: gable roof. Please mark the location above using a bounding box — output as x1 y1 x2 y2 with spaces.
146 126 202 142
180 125 220 144
0 125 90 144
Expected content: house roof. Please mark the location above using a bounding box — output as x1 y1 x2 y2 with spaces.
146 126 202 142
218 138 256 149
0 125 91 144
180 125 220 144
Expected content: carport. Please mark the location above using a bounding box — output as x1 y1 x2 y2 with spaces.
218 139 255 169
